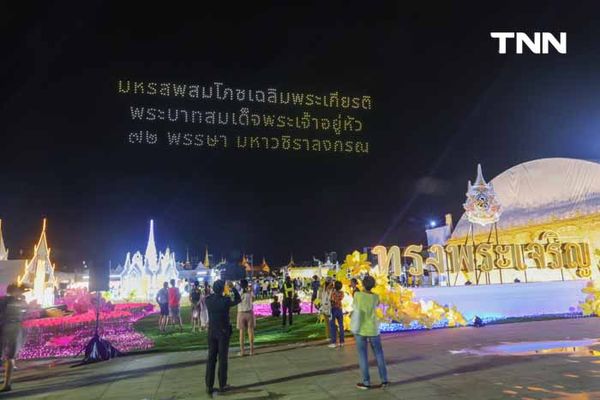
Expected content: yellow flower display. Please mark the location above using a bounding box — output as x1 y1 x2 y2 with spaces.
333 250 466 329
580 280 600 316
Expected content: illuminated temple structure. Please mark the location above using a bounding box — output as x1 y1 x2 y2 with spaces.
287 254 339 279
241 255 271 276
117 220 178 300
19 219 57 307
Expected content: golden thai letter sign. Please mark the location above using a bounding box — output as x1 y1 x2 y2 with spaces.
371 240 592 282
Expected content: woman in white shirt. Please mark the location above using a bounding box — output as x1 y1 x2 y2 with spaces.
237 279 255 356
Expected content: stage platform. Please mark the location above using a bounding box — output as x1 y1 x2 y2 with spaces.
412 280 589 321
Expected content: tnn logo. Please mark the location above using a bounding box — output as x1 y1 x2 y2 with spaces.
490 32 567 54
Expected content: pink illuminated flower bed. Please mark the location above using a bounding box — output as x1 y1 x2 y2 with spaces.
19 304 156 360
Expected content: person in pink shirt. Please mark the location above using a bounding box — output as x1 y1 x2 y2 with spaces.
168 279 183 332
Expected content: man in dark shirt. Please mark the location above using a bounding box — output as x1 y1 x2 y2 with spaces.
205 280 241 395
282 275 295 327
310 275 320 313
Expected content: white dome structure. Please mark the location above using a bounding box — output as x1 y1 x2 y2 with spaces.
452 158 600 239
445 158 600 285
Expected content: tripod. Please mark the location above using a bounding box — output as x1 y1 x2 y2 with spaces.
81 291 121 363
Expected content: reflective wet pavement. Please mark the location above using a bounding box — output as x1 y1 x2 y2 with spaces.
451 338 600 357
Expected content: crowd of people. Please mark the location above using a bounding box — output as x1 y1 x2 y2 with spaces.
246 276 316 300
198 273 389 395
0 273 389 395
155 278 211 333
151 272 390 395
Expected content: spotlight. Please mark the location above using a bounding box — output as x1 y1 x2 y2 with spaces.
429 220 437 228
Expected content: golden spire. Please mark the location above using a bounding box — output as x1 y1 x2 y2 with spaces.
240 254 252 271
261 257 270 273
203 246 210 268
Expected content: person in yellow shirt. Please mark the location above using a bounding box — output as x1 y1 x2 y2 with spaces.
281 276 295 327
352 275 389 390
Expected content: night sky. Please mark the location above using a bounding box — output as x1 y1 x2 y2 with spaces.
1 2 599 270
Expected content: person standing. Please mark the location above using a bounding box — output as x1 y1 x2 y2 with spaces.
350 278 360 297
200 284 210 331
253 280 260 298
155 282 170 332
352 275 389 390
237 279 255 356
328 280 345 348
205 280 241 395
168 279 183 332
190 281 202 332
261 280 268 299
310 275 320 313
0 284 26 392
281 275 295 327
319 278 333 337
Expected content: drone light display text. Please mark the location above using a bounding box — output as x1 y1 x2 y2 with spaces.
118 79 373 154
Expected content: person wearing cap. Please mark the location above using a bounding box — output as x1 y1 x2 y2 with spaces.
204 280 241 395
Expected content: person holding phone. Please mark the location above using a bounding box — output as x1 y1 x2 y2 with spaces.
205 280 241 395
353 275 389 390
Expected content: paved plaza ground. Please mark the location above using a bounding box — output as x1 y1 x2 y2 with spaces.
4 318 600 399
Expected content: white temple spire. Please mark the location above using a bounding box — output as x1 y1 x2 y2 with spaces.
0 219 8 260
474 163 487 186
145 219 158 272
203 246 210 268
36 218 50 257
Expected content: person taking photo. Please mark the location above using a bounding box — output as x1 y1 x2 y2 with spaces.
352 275 389 390
205 280 241 395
